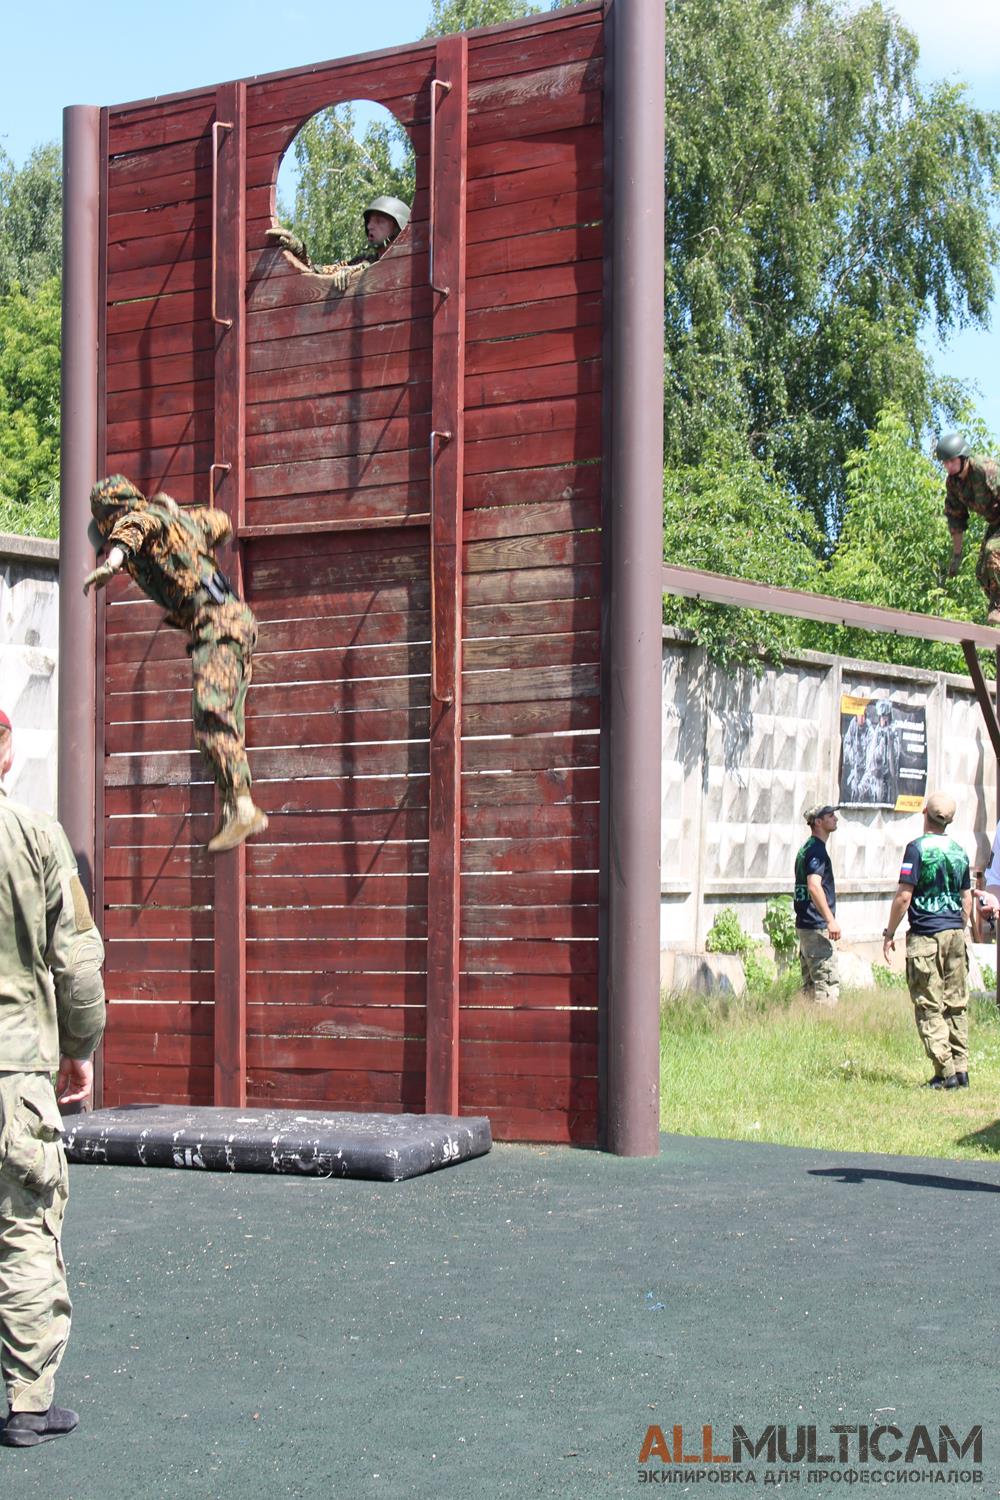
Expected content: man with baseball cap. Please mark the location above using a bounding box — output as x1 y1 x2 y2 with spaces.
794 803 841 1006
882 792 972 1089
0 709 106 1445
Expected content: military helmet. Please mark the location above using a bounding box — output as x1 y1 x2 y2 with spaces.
875 698 893 718
934 432 970 462
363 195 411 236
90 474 145 534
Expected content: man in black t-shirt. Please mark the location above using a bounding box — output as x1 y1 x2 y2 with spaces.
794 803 841 1006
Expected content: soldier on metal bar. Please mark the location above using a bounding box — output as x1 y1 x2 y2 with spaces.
0 709 106 1448
938 431 1000 624
266 194 411 290
83 476 267 854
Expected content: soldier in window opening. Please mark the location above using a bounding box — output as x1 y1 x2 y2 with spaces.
83 477 268 854
266 195 411 291
938 431 1000 625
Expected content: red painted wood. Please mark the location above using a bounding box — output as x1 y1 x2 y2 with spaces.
97 12 606 1141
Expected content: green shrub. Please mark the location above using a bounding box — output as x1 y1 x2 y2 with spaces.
763 894 797 965
705 906 777 995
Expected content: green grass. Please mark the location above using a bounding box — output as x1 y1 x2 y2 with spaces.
660 981 1000 1160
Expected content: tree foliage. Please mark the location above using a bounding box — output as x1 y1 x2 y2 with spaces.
423 0 545 34
282 105 415 269
0 144 62 298
663 441 822 673
0 276 61 538
663 0 1000 539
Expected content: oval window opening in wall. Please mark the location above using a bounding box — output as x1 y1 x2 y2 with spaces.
270 100 415 286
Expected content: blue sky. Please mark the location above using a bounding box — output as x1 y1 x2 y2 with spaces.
2 0 997 433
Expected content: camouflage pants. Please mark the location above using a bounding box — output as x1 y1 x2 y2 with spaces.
190 598 257 800
905 929 969 1078
0 1073 71 1414
797 927 840 1005
975 524 1000 610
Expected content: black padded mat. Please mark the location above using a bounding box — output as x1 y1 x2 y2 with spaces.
63 1105 492 1181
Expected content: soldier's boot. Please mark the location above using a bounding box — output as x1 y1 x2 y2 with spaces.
207 793 268 854
1 1405 79 1447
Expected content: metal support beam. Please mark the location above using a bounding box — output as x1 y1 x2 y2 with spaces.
601 0 665 1157
425 34 468 1117
961 643 1000 762
58 105 101 897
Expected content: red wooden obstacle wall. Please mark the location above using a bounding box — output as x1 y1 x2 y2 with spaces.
92 4 610 1144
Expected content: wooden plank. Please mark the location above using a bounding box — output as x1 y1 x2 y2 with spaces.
246 284 434 346
461 905 598 940
107 637 433 694
465 358 601 413
464 463 601 508
108 98 215 155
468 87 602 150
101 968 214 1003
105 706 434 754
246 348 432 406
247 383 431 439
465 325 601 377
461 1104 597 1145
468 223 602 282
423 32 468 1118
246 971 426 1005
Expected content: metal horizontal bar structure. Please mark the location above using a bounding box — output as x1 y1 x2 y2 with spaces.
662 564 1000 650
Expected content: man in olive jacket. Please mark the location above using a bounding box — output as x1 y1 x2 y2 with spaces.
0 711 106 1447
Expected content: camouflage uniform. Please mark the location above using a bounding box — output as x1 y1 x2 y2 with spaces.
0 787 106 1416
899 833 971 1081
89 477 257 802
944 455 1000 613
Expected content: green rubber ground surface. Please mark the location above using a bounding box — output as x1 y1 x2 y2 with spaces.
2 1133 997 1499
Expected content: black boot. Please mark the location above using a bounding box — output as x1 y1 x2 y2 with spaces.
0 1405 79 1447
955 1071 969 1087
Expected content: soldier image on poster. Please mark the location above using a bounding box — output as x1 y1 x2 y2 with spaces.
841 706 872 804
857 698 901 806
839 694 927 811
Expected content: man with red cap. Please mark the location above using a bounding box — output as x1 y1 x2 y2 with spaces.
0 710 106 1446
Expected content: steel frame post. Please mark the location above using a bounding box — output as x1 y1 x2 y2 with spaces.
425 34 468 1117
211 81 248 1107
600 0 665 1155
59 106 102 897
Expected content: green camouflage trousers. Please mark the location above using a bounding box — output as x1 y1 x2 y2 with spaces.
975 525 1000 610
797 927 840 1005
0 1073 71 1413
191 598 258 800
905 929 969 1078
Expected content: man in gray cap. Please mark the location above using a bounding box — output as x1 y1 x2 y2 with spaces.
0 709 106 1446
937 432 1000 624
882 792 971 1089
794 803 841 1006
266 194 411 290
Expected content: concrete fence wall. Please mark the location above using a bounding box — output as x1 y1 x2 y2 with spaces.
0 533 60 815
660 628 997 952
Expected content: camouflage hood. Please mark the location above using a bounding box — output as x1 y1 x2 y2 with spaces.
89 475 149 537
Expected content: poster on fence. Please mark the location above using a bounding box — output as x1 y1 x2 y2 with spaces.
838 694 928 812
